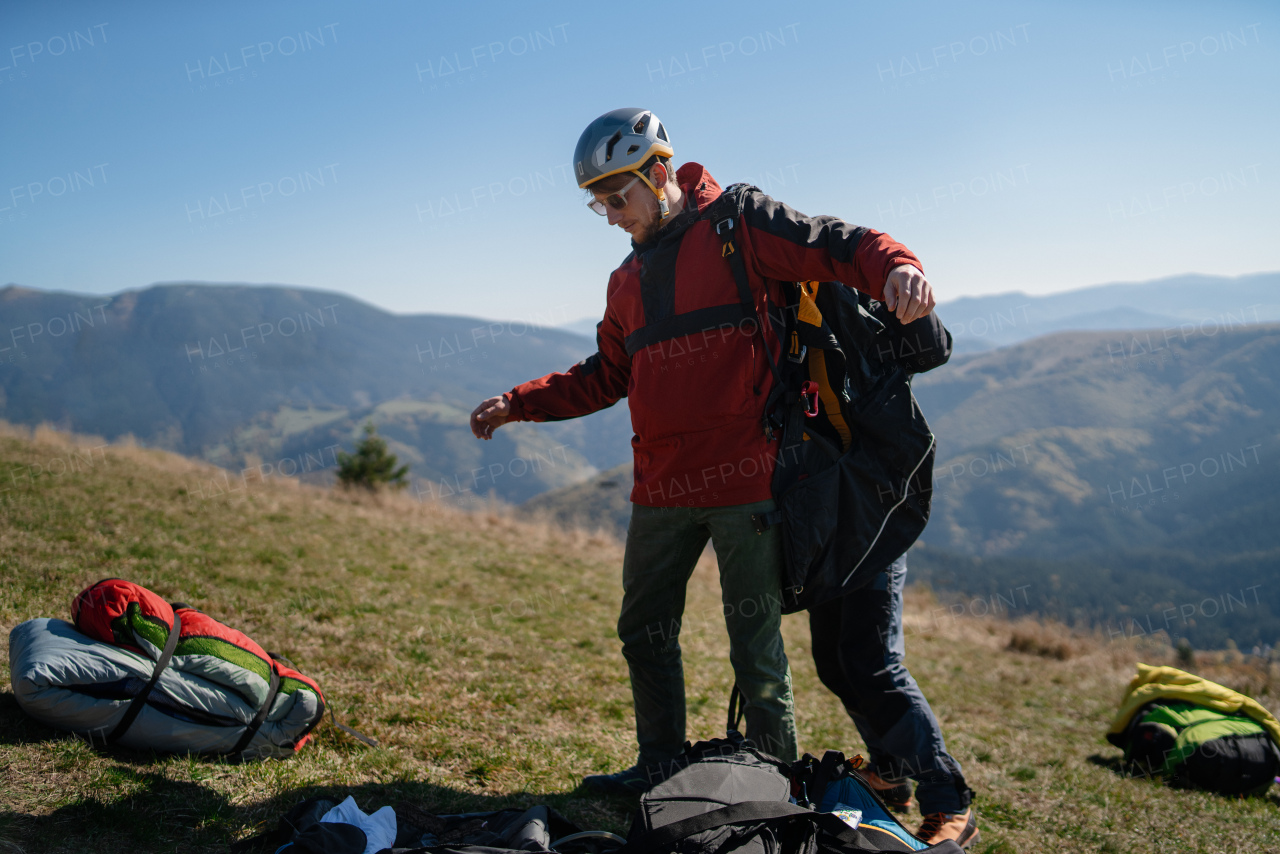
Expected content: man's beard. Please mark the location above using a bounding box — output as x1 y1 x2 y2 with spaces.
632 208 664 245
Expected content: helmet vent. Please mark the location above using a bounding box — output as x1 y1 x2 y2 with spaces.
626 144 639 155
604 130 623 162
656 122 668 142
633 115 648 134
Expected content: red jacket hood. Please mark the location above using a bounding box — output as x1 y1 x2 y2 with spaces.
675 162 722 213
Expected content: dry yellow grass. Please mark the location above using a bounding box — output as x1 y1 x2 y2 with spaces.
0 425 1276 852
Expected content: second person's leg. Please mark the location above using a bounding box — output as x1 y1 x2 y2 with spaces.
835 556 971 815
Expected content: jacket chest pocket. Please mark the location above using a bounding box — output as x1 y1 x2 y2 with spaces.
627 307 760 439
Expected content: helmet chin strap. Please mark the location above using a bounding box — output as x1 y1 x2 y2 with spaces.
634 170 672 220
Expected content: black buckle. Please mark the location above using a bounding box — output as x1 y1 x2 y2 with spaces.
762 412 781 442
715 217 734 235
750 513 768 535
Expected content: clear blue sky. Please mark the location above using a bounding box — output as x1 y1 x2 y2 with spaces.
1 0 1276 324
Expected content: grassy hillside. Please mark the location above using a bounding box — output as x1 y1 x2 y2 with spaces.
520 462 633 534
1 426 1278 853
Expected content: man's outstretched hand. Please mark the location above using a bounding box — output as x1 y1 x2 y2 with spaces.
883 264 936 324
470 395 510 440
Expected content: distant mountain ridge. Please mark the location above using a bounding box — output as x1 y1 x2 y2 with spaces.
928 271 1279 353
4 277 1277 645
524 320 1280 559
0 282 634 503
563 271 1279 352
4 272 1276 517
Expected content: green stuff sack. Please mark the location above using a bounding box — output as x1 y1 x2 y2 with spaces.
1108 665 1280 796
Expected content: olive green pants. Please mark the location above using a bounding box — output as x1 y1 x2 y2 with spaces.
618 499 798 766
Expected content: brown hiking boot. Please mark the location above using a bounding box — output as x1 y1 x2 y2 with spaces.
857 769 913 813
916 808 980 849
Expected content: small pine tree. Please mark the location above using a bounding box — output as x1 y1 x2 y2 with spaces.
336 422 409 491
1175 637 1196 668
1224 638 1241 664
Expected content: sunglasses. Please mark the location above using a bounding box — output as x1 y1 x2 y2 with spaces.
587 175 642 216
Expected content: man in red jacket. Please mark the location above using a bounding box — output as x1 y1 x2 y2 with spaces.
469 107 942 805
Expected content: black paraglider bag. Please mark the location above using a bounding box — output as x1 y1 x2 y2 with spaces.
709 184 949 614
766 283 939 613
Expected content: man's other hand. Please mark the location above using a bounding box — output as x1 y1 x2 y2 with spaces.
883 265 935 324
470 395 510 440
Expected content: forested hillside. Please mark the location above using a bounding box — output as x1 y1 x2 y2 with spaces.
0 283 632 504
524 323 1280 648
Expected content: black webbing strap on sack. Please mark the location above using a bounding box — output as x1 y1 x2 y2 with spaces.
329 706 378 747
231 652 377 760
228 660 282 759
261 653 377 748
617 798 946 854
107 611 181 743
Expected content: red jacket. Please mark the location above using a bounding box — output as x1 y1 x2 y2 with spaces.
506 163 922 507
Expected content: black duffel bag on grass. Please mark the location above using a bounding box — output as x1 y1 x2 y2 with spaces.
615 731 962 854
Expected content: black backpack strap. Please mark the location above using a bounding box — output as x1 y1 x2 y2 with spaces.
616 801 805 853
714 203 850 464
228 659 282 759
618 799 938 854
726 684 747 735
107 610 182 743
713 213 785 390
808 749 844 810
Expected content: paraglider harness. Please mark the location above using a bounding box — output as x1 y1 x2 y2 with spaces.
709 184 952 612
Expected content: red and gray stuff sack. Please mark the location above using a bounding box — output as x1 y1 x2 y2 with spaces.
8 578 326 759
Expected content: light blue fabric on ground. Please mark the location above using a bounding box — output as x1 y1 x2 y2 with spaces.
821 776 928 851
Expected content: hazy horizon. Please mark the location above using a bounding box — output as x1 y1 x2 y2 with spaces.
3 268 1277 329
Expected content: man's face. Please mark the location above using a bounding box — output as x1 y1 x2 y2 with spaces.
590 169 664 244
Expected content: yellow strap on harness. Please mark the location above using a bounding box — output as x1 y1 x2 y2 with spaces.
795 282 851 450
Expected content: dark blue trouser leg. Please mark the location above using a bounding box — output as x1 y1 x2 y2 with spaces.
808 556 971 815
